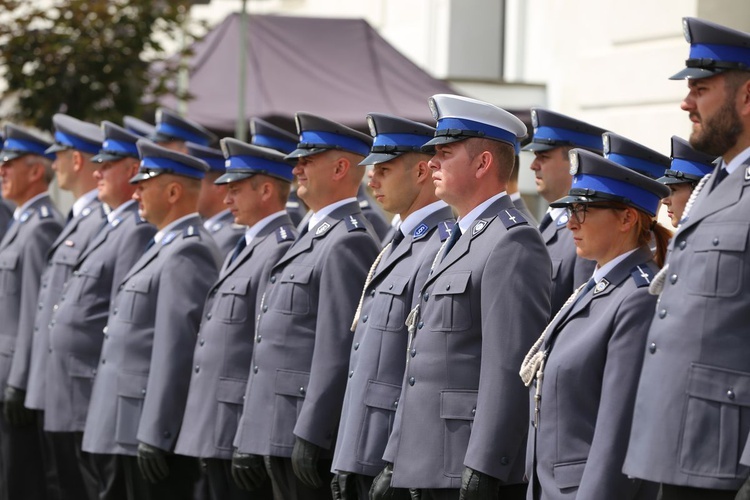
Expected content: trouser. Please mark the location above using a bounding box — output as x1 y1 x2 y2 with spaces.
659 483 737 500
413 483 526 500
74 433 127 500
203 457 274 500
0 405 47 500
121 453 200 500
46 431 90 500
265 455 333 500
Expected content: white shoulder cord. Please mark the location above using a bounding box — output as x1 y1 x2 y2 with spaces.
350 242 392 332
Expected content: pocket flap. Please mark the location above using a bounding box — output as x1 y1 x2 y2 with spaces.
363 380 401 410
694 223 749 252
124 275 151 293
550 259 562 280
274 369 310 398
432 272 471 296
219 277 250 296
68 354 97 378
687 363 750 406
76 260 103 278
52 245 83 266
377 275 409 296
216 377 248 403
117 372 149 398
279 265 313 285
440 390 478 420
0 251 19 270
0 335 15 355
553 460 587 489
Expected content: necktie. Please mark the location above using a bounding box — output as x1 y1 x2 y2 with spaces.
390 229 405 249
441 223 462 261
572 278 597 308
229 236 247 265
539 212 553 232
144 238 156 253
66 209 74 225
710 167 729 192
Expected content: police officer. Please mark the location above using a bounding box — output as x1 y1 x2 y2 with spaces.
373 95 552 500
520 150 670 500
123 115 156 138
658 136 716 228
81 141 222 500
249 117 309 226
0 131 13 240
44 121 157 500
330 113 454 499
188 142 246 256
524 109 604 315
0 123 64 500
602 132 671 180
232 113 380 499
149 107 217 153
175 139 297 500
622 17 750 500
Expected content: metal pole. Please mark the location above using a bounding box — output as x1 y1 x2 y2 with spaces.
236 0 248 140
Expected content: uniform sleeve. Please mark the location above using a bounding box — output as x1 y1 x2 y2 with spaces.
8 220 62 389
465 226 552 481
137 241 219 451
293 229 379 449
575 287 656 499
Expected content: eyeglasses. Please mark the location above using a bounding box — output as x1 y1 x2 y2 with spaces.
565 204 624 224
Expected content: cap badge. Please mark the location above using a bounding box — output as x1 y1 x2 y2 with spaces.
569 151 579 175
557 214 569 226
745 166 750 182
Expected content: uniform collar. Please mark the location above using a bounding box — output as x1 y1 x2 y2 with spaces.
154 212 198 243
107 199 136 224
592 247 639 283
723 145 750 175
13 192 49 220
307 197 357 230
399 200 449 237
202 208 229 230
71 188 99 218
457 191 507 234
244 210 287 245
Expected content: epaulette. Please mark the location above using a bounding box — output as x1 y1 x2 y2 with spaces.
498 208 528 230
276 224 295 243
345 213 367 232
359 199 371 209
183 225 201 239
286 200 301 209
437 220 453 242
38 205 52 220
631 265 654 288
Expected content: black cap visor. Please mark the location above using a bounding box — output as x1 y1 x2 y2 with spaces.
91 151 132 163
284 146 329 160
129 169 165 184
215 171 255 185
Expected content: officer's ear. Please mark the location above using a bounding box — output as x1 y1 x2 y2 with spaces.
619 206 639 233
71 150 84 172
414 158 431 183
739 76 750 118
332 155 351 180
474 150 493 180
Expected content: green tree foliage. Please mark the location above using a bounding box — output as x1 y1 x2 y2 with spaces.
0 0 201 129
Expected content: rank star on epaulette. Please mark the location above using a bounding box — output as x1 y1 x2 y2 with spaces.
413 223 429 240
631 265 654 288
472 220 487 236
39 206 51 219
276 225 294 242
345 215 366 232
593 279 610 295
745 165 750 182
437 221 452 242
183 225 200 238
315 222 331 236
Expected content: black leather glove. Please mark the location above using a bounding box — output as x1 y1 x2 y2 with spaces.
331 471 356 500
231 450 268 491
3 385 34 427
291 436 323 489
736 475 750 500
459 466 499 500
369 464 411 500
137 442 169 483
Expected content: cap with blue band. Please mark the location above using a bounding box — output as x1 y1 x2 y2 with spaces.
1 124 55 162
603 132 670 180
149 107 217 147
658 136 717 185
522 108 607 154
130 139 208 184
671 17 750 80
186 142 225 173
360 113 435 165
217 138 293 184
286 113 373 160
45 114 104 155
250 118 299 154
91 121 141 163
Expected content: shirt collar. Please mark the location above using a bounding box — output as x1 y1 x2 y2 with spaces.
154 212 199 244
457 191 507 234
307 197 358 230
71 189 99 218
244 210 287 245
13 192 49 220
107 199 136 224
592 247 639 283
723 145 750 175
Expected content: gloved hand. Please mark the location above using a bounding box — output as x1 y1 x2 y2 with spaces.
369 463 411 500
3 385 34 427
137 442 169 483
459 466 499 500
231 449 267 491
736 475 750 500
331 471 356 500
291 436 323 488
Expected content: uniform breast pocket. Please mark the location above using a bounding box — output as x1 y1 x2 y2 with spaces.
70 261 103 303
51 244 82 268
440 390 477 477
118 275 152 324
0 251 20 297
679 363 750 478
687 222 749 298
275 265 313 316
370 275 410 332
213 278 251 324
430 272 472 332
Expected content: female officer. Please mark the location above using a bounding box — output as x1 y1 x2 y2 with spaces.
659 136 715 227
520 149 671 500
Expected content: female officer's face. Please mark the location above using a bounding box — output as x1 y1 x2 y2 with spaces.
566 203 631 266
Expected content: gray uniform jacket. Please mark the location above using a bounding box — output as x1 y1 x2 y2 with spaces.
331 205 455 477
25 198 105 410
44 202 156 432
206 209 246 257
175 214 296 459
358 185 391 241
527 246 658 500
0 200 13 243
623 162 750 490
0 195 63 398
234 201 380 458
82 215 221 455
383 195 552 489
543 212 596 316
513 195 538 226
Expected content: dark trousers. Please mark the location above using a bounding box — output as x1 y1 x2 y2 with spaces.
203 457 273 500
0 405 48 500
416 484 526 500
266 455 333 500
73 433 127 500
121 454 200 500
351 473 374 500
659 484 737 500
47 431 90 500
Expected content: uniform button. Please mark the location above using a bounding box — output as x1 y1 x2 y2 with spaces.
418 321 424 330
48 348 52 353
393 399 398 408
362 315 368 323
289 273 295 279
50 320 56 327
353 342 359 351
299 387 306 395
59 297 65 302
34 326 38 332
38 303 43 310
206 312 212 320
163 431 171 439
659 309 667 319
445 284 451 291
113 308 118 315
648 343 656 354
230 285 236 291
92 369 97 376
104 334 108 340
410 349 416 357
423 292 429 302
103 326 108 334
256 335 262 343
670 274 678 284
53 304 58 311
194 365 200 373
408 376 415 386
199 338 205 346
262 305 268 313
270 276 276 284
713 238 720 246
679 240 686 250
141 389 146 396
727 390 736 400
471 407 476 416
370 290 375 297
101 359 106 364
388 284 394 290
42 283 47 289
348 371 354 378
118 284 123 291
253 366 258 374
500 457 509 466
